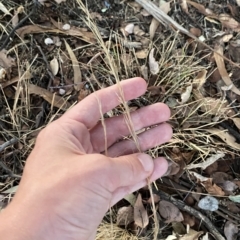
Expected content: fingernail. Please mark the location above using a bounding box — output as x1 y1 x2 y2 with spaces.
137 153 153 172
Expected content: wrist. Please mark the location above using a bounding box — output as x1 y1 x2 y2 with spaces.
0 197 46 240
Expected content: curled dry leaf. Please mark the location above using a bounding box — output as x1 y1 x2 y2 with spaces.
28 84 70 110
186 1 213 16
64 40 82 91
206 128 240 150
219 14 240 31
149 48 159 75
185 151 224 170
117 206 134 226
214 40 240 95
232 117 240 130
0 50 15 69
133 25 145 36
134 193 149 228
50 57 59 76
159 200 184 223
190 171 225 196
149 18 160 40
224 221 238 240
178 85 192 104
198 196 219 211
192 69 207 90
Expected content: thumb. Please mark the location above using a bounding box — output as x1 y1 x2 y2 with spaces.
105 153 154 192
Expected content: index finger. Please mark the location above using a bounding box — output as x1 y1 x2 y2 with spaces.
63 77 147 129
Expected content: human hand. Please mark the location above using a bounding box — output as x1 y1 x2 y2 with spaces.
0 77 172 240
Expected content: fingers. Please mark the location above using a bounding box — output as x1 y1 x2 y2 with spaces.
106 123 172 157
62 77 147 128
90 103 171 152
110 157 168 206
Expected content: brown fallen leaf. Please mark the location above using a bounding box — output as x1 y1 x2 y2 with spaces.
134 193 149 228
159 200 184 223
219 14 240 31
186 1 213 16
28 84 70 110
232 117 240 130
224 221 238 240
190 172 225 196
149 18 160 40
179 229 203 240
64 40 82 91
117 206 134 226
205 128 240 150
0 50 15 69
16 22 95 44
214 41 240 95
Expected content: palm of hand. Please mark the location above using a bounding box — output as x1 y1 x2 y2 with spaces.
7 78 172 240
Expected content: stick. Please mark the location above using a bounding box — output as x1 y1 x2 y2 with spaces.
0 138 18 152
154 189 225 240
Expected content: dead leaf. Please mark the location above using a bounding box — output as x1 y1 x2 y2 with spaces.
135 49 148 59
50 57 59 76
182 212 195 227
180 0 188 14
189 27 201 37
64 40 82 91
117 206 134 226
28 84 70 110
192 69 207 90
0 50 15 69
179 229 203 240
190 171 225 196
159 0 171 14
214 42 240 95
206 128 240 150
178 85 192 104
149 48 159 75
186 1 213 16
185 151 224 170
224 221 238 240
134 193 149 228
0 2 12 15
149 18 160 40
219 14 240 31
237 0 240 6
159 200 184 223
140 65 148 80
133 25 145 36
16 23 96 44
232 118 240 130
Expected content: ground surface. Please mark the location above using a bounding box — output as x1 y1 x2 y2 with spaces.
1 0 240 239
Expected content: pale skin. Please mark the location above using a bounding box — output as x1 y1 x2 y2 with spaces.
0 77 172 240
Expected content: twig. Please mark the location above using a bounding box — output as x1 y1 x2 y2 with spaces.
35 42 54 89
0 161 21 179
0 0 38 51
153 189 225 240
0 138 18 152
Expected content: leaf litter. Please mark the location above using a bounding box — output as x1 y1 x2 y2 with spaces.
2 0 240 239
